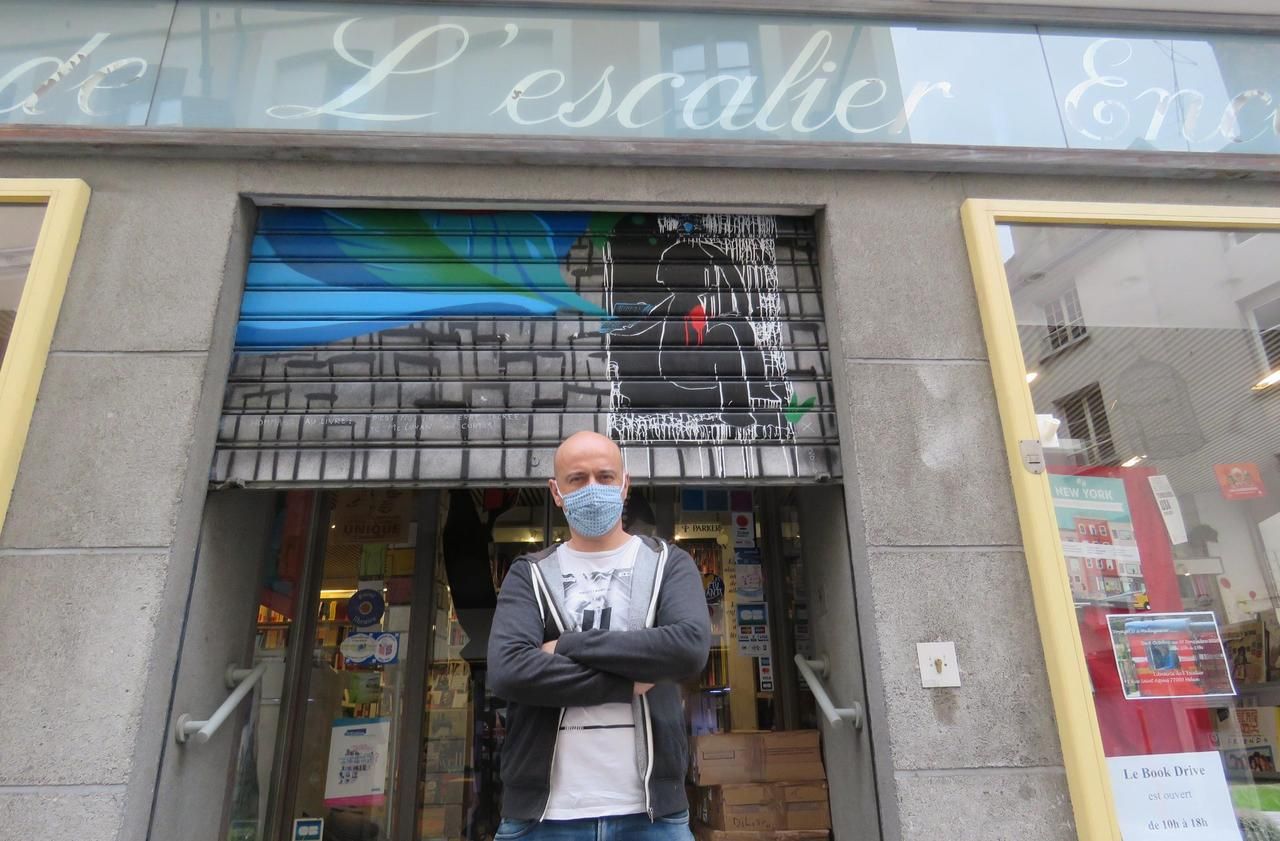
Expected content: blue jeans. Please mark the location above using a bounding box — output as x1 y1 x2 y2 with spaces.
495 810 694 841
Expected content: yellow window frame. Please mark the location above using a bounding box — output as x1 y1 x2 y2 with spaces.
0 178 90 535
962 199 1280 841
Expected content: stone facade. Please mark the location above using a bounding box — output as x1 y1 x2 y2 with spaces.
2 155 1279 840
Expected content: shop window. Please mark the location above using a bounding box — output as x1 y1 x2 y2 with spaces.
1045 285 1088 353
1054 382 1116 466
0 180 89 535
965 200 1280 841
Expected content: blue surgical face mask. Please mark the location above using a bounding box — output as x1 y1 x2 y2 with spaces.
555 481 625 538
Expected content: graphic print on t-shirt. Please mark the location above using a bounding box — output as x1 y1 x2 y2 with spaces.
544 538 647 819
562 567 634 632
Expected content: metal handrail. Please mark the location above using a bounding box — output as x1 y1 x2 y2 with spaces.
794 655 864 730
174 662 269 745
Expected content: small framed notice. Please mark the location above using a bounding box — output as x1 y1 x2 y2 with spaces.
1106 612 1235 700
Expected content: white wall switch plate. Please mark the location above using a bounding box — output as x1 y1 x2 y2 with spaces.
917 641 961 688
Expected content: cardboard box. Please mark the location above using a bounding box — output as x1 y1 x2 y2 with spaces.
692 827 829 841
691 731 827 785
693 782 830 832
693 784 779 831
774 782 829 830
419 804 463 839
691 733 761 785
712 783 774 806
759 731 825 781
775 782 827 804
779 802 831 831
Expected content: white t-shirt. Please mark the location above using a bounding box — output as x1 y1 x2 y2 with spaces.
543 536 647 820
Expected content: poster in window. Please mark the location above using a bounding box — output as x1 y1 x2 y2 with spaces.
324 717 390 807
1106 612 1235 701
1214 463 1267 500
1051 475 1145 606
734 549 764 602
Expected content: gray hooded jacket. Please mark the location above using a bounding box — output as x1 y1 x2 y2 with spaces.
486 536 712 821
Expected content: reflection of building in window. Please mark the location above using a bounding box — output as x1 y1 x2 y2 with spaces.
271 48 374 132
1251 295 1280 372
669 38 756 127
0 226 37 366
1045 286 1088 353
1055 382 1116 465
1110 356 1205 459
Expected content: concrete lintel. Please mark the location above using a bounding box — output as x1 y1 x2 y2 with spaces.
4 127 1280 181
202 0 1280 34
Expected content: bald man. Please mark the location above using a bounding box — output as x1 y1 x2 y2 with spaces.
487 432 712 841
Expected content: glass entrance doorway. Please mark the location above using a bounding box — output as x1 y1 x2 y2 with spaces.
226 485 831 841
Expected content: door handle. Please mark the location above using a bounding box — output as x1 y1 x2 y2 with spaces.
794 655 864 730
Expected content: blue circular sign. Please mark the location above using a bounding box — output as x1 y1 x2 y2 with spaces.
348 589 385 627
704 574 725 605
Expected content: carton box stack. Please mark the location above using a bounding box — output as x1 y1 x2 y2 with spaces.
689 731 832 841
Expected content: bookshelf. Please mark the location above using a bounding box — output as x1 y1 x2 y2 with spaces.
255 605 293 651
685 533 760 734
419 549 477 841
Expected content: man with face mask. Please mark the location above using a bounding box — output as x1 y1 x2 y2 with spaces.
487 431 712 841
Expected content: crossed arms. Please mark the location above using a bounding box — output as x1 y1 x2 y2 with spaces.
486 552 712 707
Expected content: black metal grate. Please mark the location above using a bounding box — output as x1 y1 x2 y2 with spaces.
210 210 840 486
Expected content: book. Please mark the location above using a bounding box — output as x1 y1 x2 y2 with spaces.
1224 620 1266 686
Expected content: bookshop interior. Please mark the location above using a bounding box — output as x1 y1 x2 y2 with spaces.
235 485 832 841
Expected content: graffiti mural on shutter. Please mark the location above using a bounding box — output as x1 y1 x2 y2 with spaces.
211 209 840 484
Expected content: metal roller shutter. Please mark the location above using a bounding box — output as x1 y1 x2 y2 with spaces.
211 209 840 485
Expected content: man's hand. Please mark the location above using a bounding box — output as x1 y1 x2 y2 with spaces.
541 640 557 654
633 682 655 697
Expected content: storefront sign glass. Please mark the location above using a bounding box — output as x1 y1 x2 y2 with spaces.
4 1 1280 155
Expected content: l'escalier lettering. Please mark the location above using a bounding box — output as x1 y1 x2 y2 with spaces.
2 24 947 134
